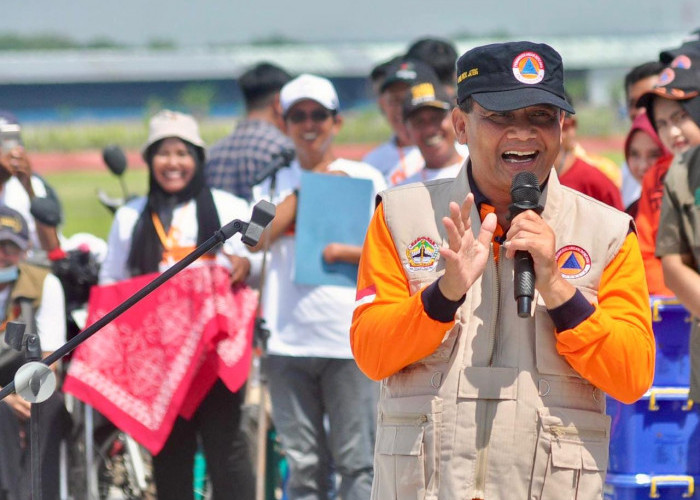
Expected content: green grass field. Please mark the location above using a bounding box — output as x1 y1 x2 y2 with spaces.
44 169 148 240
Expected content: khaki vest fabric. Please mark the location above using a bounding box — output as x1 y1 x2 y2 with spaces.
656 146 700 401
373 165 631 500
4 262 50 322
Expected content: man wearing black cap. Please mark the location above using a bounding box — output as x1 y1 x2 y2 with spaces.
351 41 653 499
363 59 435 186
399 76 465 184
0 206 69 500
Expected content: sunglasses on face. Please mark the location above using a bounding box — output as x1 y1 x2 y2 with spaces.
287 109 334 124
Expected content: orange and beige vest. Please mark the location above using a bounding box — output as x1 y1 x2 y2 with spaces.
373 165 631 500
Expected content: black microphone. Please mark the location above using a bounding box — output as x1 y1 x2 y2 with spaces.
102 144 128 176
250 148 296 187
509 172 543 318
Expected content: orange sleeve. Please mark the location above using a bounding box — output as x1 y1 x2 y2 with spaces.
556 232 655 403
350 203 454 381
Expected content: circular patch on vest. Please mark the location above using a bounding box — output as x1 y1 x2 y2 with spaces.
405 236 440 272
555 245 591 279
512 51 545 84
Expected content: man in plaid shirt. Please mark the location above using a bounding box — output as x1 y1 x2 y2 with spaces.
206 63 294 201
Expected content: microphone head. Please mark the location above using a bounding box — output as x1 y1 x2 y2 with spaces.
102 144 128 176
509 171 541 216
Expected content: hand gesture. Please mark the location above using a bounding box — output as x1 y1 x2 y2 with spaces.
438 193 497 301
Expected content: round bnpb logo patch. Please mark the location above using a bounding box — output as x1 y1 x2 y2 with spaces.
512 51 545 84
555 245 591 279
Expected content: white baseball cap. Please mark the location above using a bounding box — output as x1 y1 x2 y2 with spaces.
280 74 340 114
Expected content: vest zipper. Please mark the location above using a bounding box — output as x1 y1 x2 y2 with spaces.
473 244 502 499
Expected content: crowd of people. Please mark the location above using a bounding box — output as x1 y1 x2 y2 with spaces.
0 28 698 500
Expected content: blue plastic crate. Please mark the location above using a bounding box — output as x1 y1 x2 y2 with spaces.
605 473 698 499
607 388 700 474
651 297 691 387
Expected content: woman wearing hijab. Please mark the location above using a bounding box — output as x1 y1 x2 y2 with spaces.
99 110 256 499
623 112 670 217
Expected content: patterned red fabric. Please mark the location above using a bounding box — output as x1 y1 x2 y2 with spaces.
63 265 257 454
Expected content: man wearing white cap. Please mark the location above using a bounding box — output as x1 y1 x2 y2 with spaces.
251 74 385 500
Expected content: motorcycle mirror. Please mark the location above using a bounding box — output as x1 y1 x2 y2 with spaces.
102 144 128 177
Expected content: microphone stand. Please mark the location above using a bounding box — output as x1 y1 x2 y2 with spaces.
0 201 275 500
251 171 278 500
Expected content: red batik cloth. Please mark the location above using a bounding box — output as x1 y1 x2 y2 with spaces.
63 265 257 454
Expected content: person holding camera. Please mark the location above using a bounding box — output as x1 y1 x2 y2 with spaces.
0 111 63 261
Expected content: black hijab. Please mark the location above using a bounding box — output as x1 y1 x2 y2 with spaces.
126 139 221 276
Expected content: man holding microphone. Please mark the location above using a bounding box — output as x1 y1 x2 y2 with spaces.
351 41 654 500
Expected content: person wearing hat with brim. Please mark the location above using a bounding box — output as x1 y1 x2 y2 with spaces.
398 75 465 185
0 206 70 500
351 41 653 500
99 110 258 499
250 74 386 500
649 67 700 405
634 66 700 299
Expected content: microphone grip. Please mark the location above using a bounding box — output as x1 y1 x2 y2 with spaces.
514 250 535 318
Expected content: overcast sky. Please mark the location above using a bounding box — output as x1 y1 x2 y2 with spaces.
1 0 698 46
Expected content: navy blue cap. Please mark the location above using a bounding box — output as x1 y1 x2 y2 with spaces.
380 59 438 93
456 41 574 114
0 206 29 251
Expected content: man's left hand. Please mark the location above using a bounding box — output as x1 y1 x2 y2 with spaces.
504 210 575 308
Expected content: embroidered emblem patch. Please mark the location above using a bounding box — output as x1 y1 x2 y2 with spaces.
671 54 692 69
512 51 545 84
406 237 440 271
658 67 676 86
555 245 591 279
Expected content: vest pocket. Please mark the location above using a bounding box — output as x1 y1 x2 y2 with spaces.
529 407 609 500
373 395 442 500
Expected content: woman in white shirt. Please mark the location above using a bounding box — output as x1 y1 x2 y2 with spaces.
100 110 255 500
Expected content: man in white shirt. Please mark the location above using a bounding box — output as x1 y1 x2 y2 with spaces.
252 74 384 500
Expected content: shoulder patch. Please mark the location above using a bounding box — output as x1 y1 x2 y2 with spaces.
555 245 591 279
405 236 440 272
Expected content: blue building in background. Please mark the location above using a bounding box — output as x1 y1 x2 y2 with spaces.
0 32 688 123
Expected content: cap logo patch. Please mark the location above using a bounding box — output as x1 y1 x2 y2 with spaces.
658 68 676 86
671 55 692 69
555 245 591 279
411 82 437 104
405 236 440 271
457 68 479 83
512 51 545 84
0 215 22 234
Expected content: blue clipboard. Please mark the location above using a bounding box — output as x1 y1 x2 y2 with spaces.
294 171 373 287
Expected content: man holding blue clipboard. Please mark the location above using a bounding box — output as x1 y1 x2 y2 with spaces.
251 74 386 500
